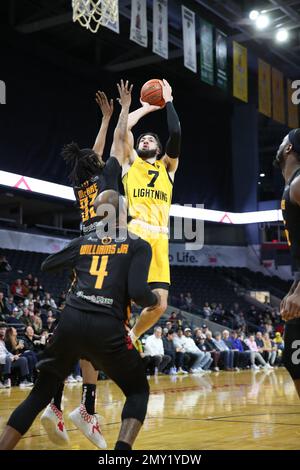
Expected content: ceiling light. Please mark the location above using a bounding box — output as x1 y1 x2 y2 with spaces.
276 28 289 42
249 10 259 21
256 14 270 30
260 173 265 177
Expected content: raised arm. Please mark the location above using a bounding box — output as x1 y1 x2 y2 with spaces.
128 101 161 131
160 80 181 179
110 80 133 165
125 100 162 166
93 91 114 159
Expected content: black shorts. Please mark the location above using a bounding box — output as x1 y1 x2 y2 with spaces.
37 305 148 396
149 282 170 291
283 318 300 380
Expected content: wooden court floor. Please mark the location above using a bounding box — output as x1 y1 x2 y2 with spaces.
0 368 299 450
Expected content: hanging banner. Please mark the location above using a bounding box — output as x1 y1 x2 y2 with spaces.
130 0 148 47
200 19 214 85
104 0 119 33
272 68 285 124
287 78 299 128
215 30 227 90
258 59 271 118
153 0 168 59
182 5 197 73
233 41 248 103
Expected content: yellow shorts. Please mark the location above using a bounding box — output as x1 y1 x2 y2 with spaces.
128 222 170 285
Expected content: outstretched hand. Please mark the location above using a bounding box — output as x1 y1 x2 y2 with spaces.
161 79 173 103
139 99 161 113
95 91 114 120
117 79 133 108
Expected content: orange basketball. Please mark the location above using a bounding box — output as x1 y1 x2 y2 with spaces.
140 79 165 107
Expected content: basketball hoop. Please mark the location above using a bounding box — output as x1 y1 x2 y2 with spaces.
72 0 118 33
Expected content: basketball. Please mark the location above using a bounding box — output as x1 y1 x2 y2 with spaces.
140 79 165 107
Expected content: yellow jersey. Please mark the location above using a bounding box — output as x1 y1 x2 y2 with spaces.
122 156 173 228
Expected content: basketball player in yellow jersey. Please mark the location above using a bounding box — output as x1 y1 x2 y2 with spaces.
123 79 181 341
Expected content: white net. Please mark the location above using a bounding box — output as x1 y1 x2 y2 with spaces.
72 0 118 33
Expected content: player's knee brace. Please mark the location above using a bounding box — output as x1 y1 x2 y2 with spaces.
121 383 150 423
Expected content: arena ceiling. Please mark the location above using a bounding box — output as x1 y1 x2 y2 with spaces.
2 0 300 77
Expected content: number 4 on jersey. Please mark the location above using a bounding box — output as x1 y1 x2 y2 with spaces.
89 255 108 288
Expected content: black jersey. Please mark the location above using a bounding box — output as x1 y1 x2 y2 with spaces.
41 232 156 322
73 157 121 235
281 168 300 270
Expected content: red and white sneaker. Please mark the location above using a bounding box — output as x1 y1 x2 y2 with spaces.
68 404 107 449
41 403 70 446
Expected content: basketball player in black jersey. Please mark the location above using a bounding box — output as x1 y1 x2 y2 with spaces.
0 190 159 450
274 128 300 398
39 81 133 448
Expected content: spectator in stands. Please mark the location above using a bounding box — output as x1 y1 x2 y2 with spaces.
6 307 24 328
22 280 30 297
228 331 251 369
222 329 247 370
185 293 194 312
204 330 221 371
183 328 212 372
173 329 189 370
168 311 180 328
0 254 11 270
245 335 272 370
25 274 33 287
194 328 203 347
201 324 208 336
144 326 171 375
57 292 67 308
22 326 38 351
212 332 234 371
39 330 50 350
197 335 213 372
30 277 44 296
5 295 17 314
1 326 33 388
24 292 34 307
10 279 27 299
165 321 173 332
178 293 187 310
20 326 39 381
255 331 265 357
264 321 274 335
41 292 57 310
34 295 42 309
46 313 57 333
32 311 43 335
262 332 277 366
0 292 9 320
19 307 32 327
274 332 284 353
203 302 211 319
162 329 179 375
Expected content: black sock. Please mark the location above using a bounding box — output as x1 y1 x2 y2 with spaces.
114 441 132 450
52 382 64 411
82 384 96 415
